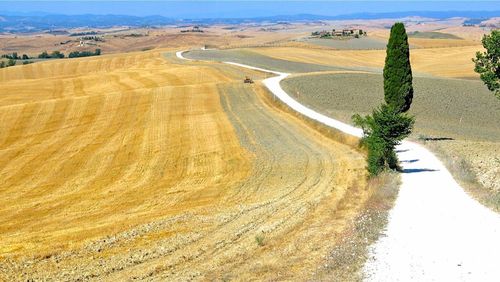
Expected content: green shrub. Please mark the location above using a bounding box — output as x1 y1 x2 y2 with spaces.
255 235 265 246
353 105 414 175
7 59 16 67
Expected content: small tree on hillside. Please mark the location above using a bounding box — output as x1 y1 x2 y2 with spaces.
473 30 500 99
383 22 413 113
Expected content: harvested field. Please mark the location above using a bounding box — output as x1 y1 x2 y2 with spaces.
281 73 500 141
0 50 369 280
409 38 481 48
183 49 347 73
249 46 483 78
0 26 301 56
408 31 462 40
298 37 388 50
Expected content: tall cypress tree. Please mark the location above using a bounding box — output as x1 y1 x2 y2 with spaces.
384 23 413 113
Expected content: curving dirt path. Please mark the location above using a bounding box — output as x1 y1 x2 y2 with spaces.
178 50 500 281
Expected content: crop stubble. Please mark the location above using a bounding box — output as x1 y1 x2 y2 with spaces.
0 51 368 280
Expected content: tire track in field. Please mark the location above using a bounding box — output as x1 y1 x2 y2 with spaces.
100 82 365 280
0 52 367 281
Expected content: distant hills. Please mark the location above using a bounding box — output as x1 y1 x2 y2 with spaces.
1 10 499 33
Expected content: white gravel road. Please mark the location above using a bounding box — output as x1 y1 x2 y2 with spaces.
176 50 500 281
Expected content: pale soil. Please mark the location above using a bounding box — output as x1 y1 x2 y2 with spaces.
0 50 369 280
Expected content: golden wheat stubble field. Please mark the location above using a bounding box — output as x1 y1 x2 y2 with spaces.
249 44 483 78
0 50 368 280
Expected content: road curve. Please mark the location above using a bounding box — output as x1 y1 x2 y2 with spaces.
177 50 500 281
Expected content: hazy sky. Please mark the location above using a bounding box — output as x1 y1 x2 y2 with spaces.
0 1 498 18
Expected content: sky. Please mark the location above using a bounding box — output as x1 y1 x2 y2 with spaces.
0 1 498 18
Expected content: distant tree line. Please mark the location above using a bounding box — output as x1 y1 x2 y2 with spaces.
38 51 65 59
68 49 101 58
0 52 34 68
80 36 104 42
1 52 31 60
0 48 102 69
70 31 99 37
37 49 102 59
311 29 367 39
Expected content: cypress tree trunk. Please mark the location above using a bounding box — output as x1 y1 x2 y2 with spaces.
384 23 413 113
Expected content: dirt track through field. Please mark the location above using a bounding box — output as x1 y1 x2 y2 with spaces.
188 50 500 281
0 51 368 280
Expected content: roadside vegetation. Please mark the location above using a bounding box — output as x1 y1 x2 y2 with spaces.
353 23 415 175
313 172 400 281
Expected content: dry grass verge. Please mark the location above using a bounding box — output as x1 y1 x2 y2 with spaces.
313 172 400 281
254 80 400 280
256 81 362 152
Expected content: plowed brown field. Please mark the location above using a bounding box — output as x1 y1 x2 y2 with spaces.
0 50 368 280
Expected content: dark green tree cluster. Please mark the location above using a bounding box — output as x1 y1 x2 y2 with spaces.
1 52 19 60
68 49 101 58
473 30 500 99
352 22 415 176
38 51 65 59
2 52 32 60
0 59 17 68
